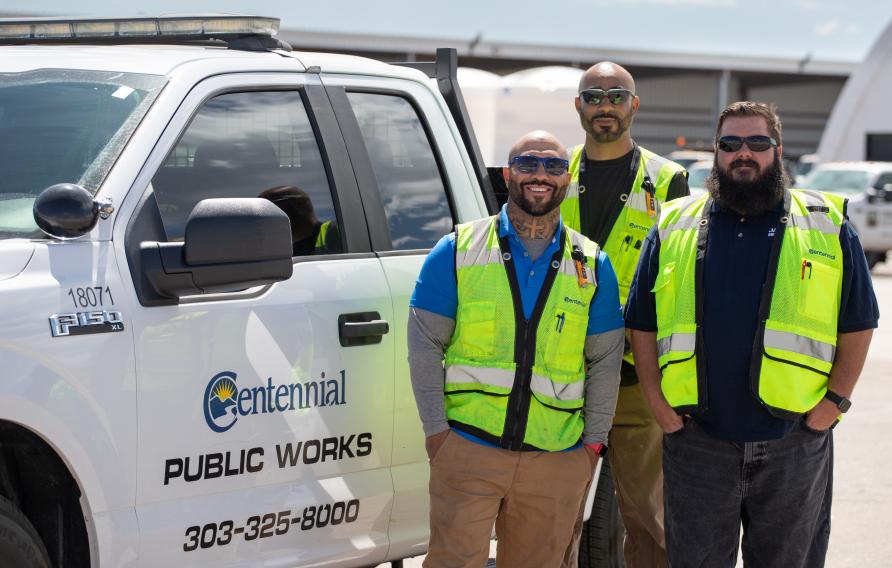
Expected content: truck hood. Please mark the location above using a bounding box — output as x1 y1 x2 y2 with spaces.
0 241 36 280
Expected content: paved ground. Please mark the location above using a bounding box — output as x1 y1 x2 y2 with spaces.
825 261 892 567
382 263 892 568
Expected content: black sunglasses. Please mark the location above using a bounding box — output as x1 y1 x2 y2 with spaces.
510 155 570 176
717 135 778 153
578 88 634 106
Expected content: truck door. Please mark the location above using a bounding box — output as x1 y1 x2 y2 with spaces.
122 73 394 567
321 74 490 561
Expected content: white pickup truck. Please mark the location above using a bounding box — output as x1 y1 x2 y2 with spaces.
0 15 622 568
800 161 892 269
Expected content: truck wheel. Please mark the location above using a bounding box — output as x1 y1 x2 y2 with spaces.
578 458 625 568
0 495 51 568
865 251 886 270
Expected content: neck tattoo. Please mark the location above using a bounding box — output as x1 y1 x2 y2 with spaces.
507 201 560 240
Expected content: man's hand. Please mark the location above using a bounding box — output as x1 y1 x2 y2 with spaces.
649 397 685 434
630 329 683 434
425 430 451 461
805 398 840 431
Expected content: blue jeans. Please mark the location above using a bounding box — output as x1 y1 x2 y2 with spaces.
662 418 833 568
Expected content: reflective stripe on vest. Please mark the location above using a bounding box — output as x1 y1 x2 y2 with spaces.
446 364 586 402
444 215 600 451
655 189 846 418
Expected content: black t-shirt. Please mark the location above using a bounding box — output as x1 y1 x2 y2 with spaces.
578 147 689 247
578 146 689 384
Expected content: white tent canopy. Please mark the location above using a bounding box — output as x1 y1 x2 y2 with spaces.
458 66 584 164
500 66 583 91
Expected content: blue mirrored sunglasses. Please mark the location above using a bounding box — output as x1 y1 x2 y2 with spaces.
510 155 570 175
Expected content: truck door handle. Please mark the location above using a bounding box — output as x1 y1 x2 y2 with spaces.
338 312 389 346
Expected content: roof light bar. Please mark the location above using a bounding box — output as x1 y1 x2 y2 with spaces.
0 15 279 41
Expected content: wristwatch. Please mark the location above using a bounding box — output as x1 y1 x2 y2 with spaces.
824 389 852 413
585 443 608 457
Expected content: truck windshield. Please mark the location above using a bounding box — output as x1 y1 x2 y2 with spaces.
802 169 871 194
0 69 166 238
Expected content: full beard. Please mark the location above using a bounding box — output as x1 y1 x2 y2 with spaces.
508 179 565 216
706 154 789 216
580 111 632 143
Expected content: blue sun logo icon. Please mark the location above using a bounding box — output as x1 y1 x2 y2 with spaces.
204 372 239 432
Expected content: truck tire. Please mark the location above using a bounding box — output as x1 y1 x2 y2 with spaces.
578 458 625 568
0 495 51 568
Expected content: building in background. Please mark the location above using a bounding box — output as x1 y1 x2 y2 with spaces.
818 20 892 162
279 28 853 164
0 12 858 166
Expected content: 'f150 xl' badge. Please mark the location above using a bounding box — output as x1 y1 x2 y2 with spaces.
49 310 124 337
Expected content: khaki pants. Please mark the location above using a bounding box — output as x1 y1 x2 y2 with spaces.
609 383 667 567
424 432 594 568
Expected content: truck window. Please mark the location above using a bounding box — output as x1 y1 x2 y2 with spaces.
873 172 892 190
151 90 343 256
346 92 452 250
0 69 164 239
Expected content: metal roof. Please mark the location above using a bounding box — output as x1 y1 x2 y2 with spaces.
279 28 857 77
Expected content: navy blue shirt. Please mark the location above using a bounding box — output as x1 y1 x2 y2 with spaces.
625 200 879 442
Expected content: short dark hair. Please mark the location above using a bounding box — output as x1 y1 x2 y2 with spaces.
715 101 782 146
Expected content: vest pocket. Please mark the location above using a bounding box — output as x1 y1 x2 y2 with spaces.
652 261 677 326
544 308 588 374
796 258 838 325
611 231 648 298
455 300 497 357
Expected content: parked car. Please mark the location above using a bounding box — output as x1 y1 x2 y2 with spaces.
685 160 712 198
800 161 892 268
794 153 820 186
667 149 714 170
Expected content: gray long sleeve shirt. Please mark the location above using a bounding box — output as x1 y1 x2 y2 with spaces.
407 307 624 446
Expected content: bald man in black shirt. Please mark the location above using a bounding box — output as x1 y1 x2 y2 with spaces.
561 62 688 568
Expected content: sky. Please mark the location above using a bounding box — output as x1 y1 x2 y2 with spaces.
3 0 891 63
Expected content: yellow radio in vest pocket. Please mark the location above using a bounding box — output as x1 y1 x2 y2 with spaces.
796 258 839 325
456 300 497 357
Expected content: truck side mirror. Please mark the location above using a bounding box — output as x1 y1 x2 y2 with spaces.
32 183 99 239
140 198 293 301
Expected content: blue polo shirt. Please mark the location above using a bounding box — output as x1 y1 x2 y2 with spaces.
411 205 624 449
625 199 879 442
411 205 624 333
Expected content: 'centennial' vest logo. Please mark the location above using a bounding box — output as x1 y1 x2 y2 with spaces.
204 370 347 433
808 248 836 260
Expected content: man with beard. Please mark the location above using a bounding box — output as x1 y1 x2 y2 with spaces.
626 101 878 566
408 131 624 567
562 61 689 567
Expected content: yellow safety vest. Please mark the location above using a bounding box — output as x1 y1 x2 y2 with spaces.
655 189 846 419
562 145 685 305
444 215 600 451
562 145 685 367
